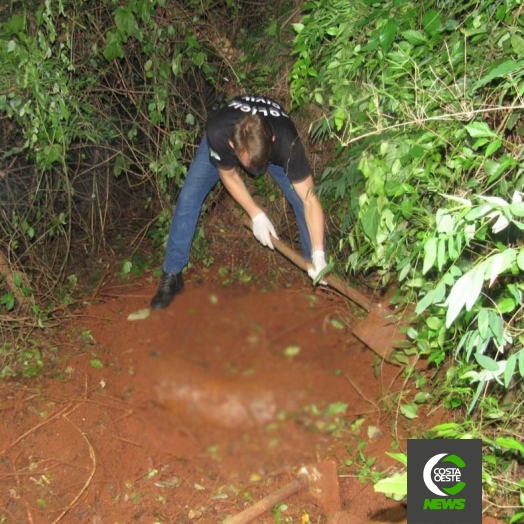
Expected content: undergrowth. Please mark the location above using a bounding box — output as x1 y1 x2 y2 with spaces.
0 0 297 376
289 0 524 518
2 0 523 518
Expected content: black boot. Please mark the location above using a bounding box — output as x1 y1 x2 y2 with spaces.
150 271 184 310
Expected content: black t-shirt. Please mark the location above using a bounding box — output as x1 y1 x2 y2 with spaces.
205 95 311 183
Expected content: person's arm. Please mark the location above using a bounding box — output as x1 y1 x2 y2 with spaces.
218 167 263 219
218 167 278 249
292 175 324 252
293 175 327 281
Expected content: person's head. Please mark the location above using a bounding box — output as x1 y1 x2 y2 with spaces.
229 114 273 178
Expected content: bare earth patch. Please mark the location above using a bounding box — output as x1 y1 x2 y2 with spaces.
0 217 504 524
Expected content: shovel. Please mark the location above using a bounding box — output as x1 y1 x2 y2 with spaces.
227 460 341 524
240 215 411 362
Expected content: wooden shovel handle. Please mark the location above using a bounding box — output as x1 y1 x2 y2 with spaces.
240 215 373 313
228 476 306 524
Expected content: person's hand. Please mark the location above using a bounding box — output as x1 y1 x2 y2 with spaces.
308 250 328 284
252 212 278 249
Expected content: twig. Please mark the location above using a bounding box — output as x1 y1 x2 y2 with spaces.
344 374 380 414
95 293 151 299
114 436 142 448
51 415 97 524
90 265 111 299
0 403 75 456
333 103 524 147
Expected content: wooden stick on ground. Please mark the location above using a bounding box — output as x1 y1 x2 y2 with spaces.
228 476 306 524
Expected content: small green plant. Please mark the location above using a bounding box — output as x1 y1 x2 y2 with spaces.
0 339 45 379
218 266 254 286
90 358 104 370
119 254 152 281
373 452 407 501
344 440 385 485
297 402 350 437
81 330 95 344
271 503 291 523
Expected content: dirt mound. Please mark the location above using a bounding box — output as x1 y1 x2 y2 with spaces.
1 266 424 523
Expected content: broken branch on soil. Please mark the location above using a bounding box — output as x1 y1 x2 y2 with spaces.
51 414 97 524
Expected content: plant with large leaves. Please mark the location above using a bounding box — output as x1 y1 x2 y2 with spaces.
290 0 524 512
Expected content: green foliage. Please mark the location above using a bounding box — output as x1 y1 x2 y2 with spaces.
0 339 45 379
373 419 524 514
290 0 524 510
0 0 227 309
0 0 290 286
407 190 524 411
0 0 294 378
1 1 98 171
290 0 524 399
373 452 407 501
0 0 223 292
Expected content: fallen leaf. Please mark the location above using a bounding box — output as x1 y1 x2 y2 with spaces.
284 345 300 358
127 308 150 321
367 425 382 439
154 476 181 489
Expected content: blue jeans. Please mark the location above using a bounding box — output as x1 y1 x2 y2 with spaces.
163 136 312 274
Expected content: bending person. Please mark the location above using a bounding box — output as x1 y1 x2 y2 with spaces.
151 94 326 310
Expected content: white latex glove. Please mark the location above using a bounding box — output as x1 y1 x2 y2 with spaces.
308 250 328 284
252 212 278 250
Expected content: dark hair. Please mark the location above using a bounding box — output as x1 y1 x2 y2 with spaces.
231 114 272 170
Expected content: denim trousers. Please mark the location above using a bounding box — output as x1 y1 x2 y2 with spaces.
162 136 312 275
